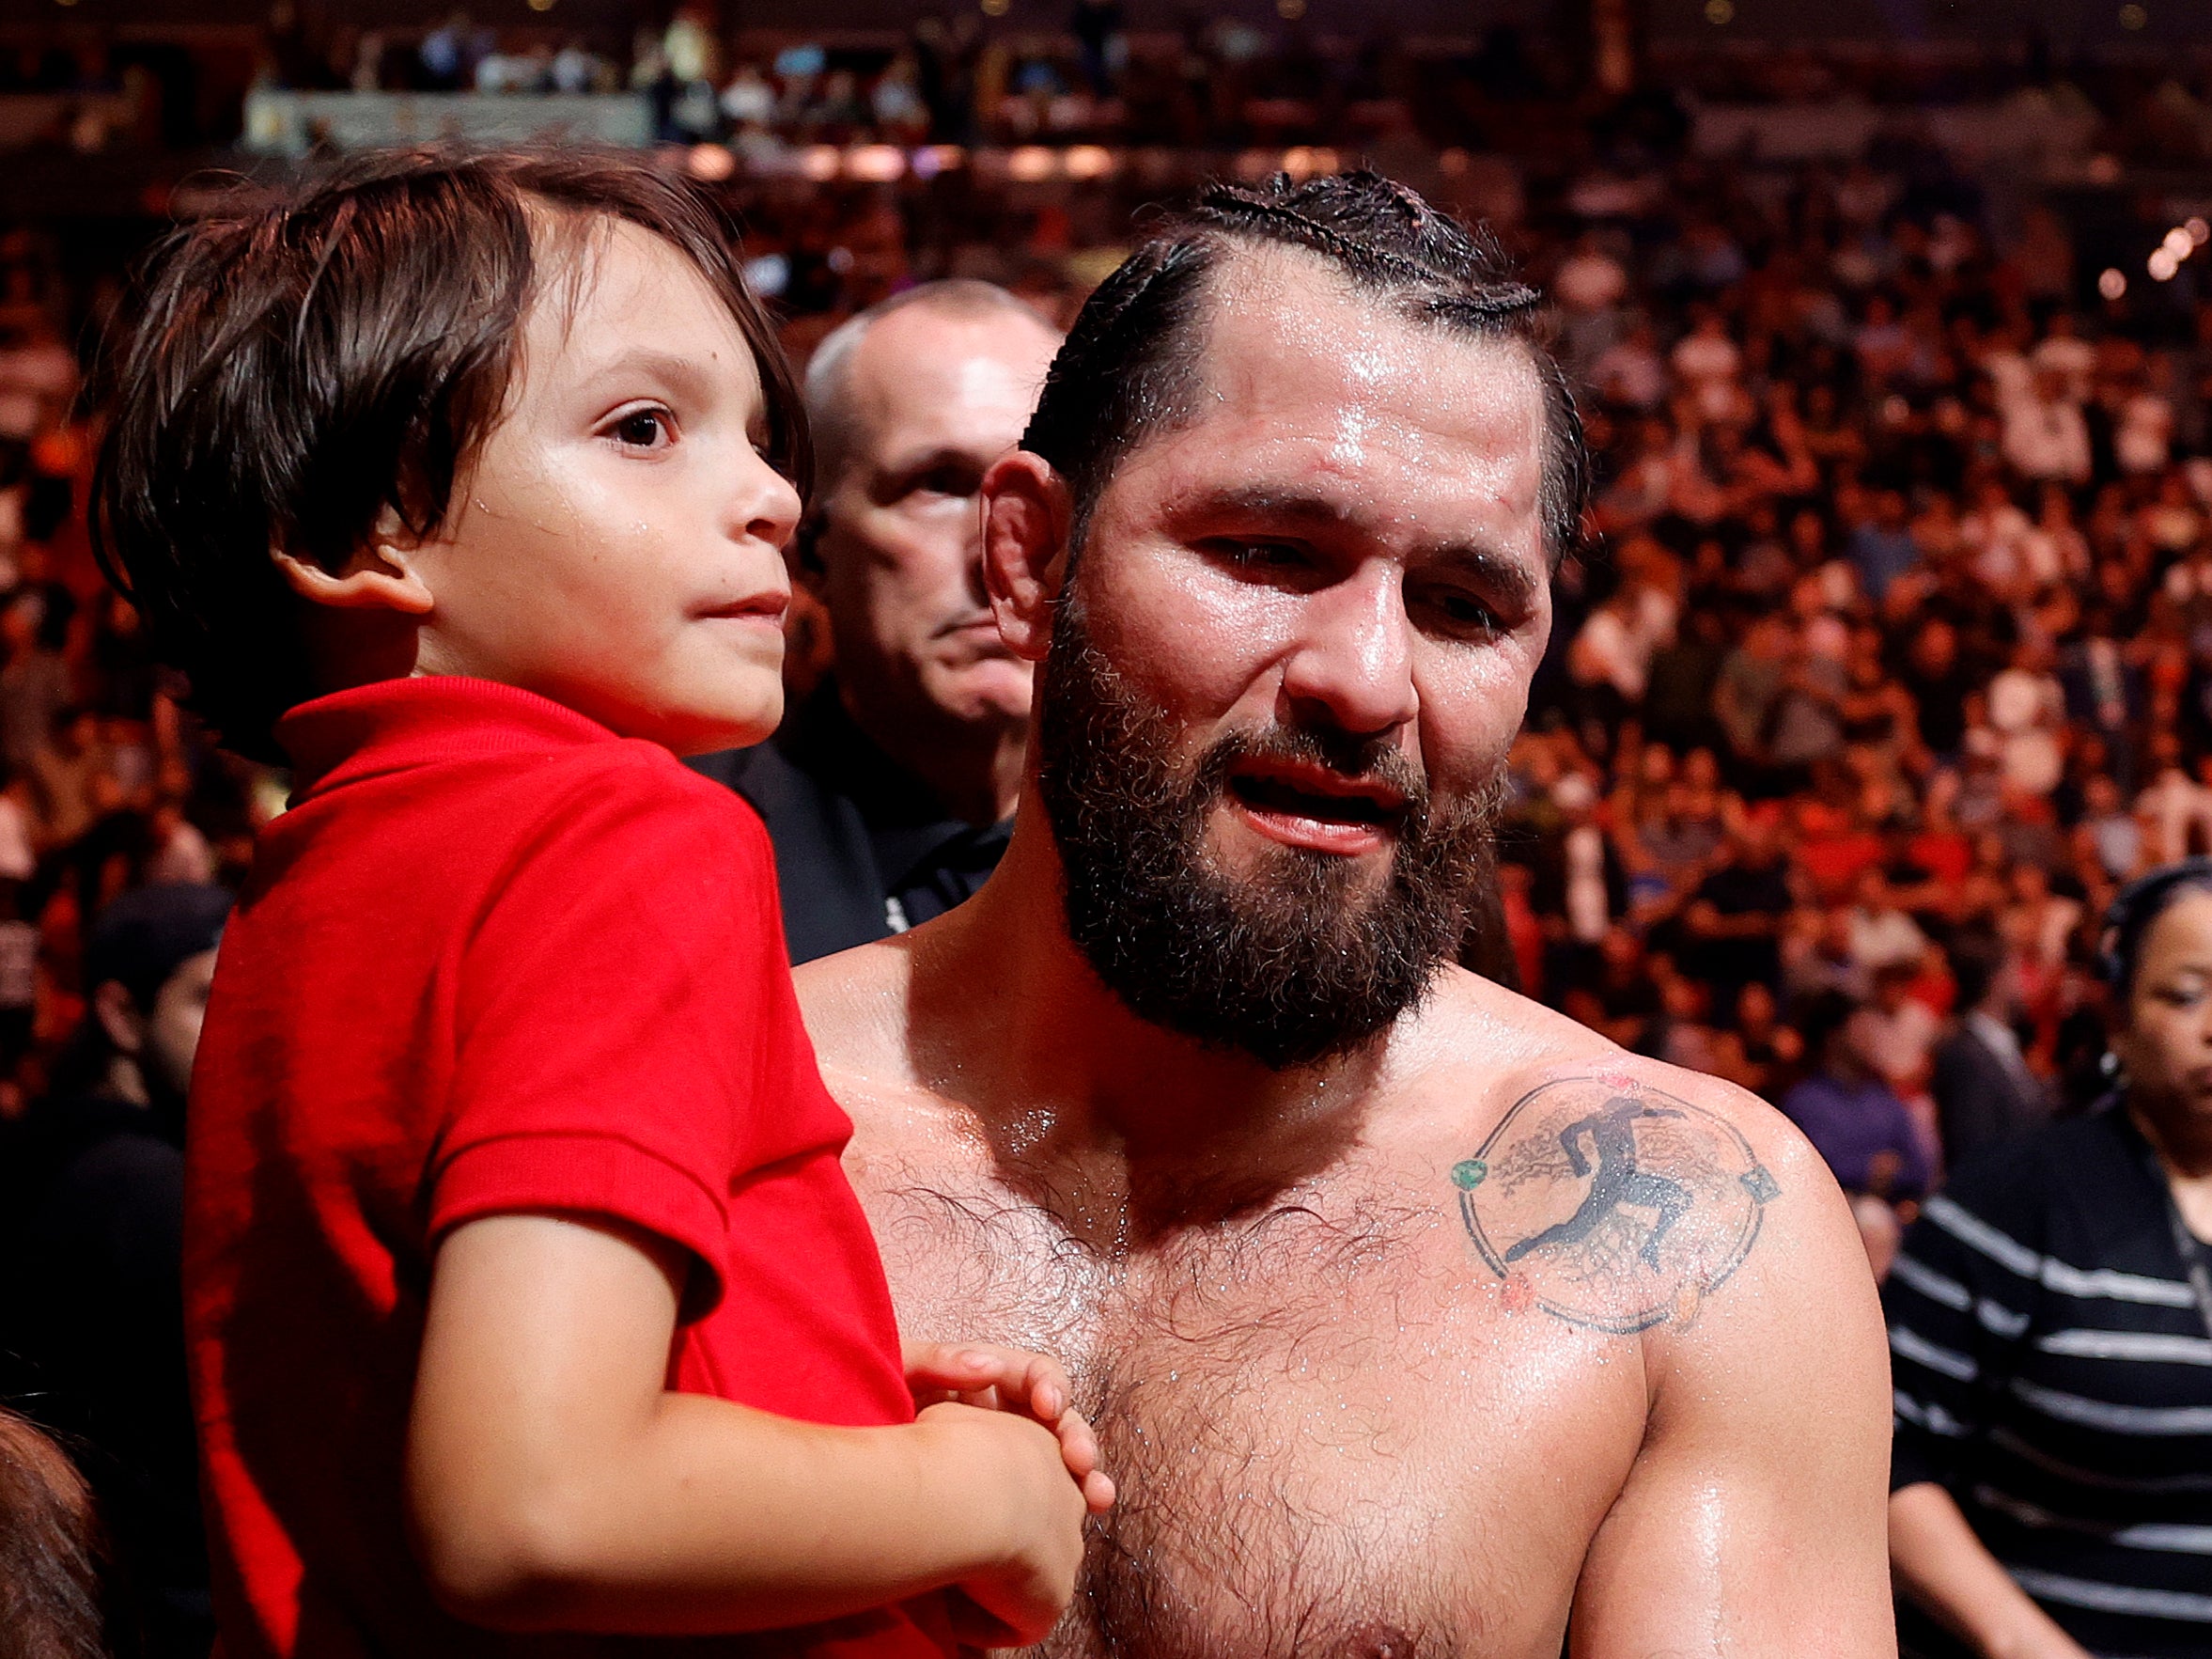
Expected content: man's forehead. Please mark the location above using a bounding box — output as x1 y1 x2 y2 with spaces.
854 306 1055 408
1182 247 1544 468
1111 245 1548 547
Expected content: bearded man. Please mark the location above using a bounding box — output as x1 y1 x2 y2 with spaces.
797 174 1893 1658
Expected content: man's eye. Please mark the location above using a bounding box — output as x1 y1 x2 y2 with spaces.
1421 589 1504 636
1222 540 1310 571
609 408 674 448
909 465 981 500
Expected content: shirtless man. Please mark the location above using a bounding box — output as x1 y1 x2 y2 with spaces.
799 173 1893 1658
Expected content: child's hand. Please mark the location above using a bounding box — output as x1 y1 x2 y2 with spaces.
904 1340 1115 1515
912 1402 1087 1648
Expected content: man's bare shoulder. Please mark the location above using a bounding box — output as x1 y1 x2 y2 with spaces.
792 934 913 1072
1410 967 1874 1347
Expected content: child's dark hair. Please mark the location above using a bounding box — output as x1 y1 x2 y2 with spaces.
91 146 808 764
0 1408 107 1659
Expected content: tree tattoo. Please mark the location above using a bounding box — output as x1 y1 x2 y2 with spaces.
1453 1078 1779 1333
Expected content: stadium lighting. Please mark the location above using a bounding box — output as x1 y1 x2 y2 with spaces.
2149 246 2180 281
2099 268 2128 300
686 145 735 182
2164 227 2193 259
847 145 906 182
2191 219 2210 246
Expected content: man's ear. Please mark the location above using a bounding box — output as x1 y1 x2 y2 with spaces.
273 507 436 616
787 509 830 599
91 979 144 1057
981 451 1072 664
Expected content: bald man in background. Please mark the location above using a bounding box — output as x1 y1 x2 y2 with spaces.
693 281 1064 962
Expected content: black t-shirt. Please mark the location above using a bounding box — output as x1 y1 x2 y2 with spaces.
0 1092 210 1655
690 679 1011 964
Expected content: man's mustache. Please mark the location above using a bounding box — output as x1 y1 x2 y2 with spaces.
1195 724 1431 818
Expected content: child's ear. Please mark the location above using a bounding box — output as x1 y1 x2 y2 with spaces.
273 509 436 616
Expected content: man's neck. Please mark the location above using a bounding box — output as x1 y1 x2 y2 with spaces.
909 813 1393 1247
835 675 1024 827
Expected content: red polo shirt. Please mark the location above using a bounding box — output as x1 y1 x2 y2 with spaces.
185 677 947 1659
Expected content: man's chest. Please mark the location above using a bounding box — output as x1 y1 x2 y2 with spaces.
864 1172 1649 1659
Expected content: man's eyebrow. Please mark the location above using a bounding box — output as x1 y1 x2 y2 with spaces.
1176 484 1543 605
1422 543 1542 609
1172 484 1364 531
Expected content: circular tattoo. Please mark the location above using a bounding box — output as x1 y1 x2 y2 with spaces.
1453 1077 1779 1334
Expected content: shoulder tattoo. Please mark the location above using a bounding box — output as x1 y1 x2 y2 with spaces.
1451 1076 1780 1334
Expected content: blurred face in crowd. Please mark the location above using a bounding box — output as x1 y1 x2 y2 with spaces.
993 246 1552 1067
811 299 1063 748
393 218 802 755
145 947 218 1101
2112 887 2212 1150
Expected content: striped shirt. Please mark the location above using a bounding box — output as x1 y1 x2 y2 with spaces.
1884 1106 2212 1659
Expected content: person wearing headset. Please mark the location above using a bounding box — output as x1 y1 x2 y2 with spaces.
1884 858 2212 1659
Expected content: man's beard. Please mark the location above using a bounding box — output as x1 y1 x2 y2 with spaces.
1035 587 1505 1072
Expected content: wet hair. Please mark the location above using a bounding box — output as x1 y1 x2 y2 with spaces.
0 1409 106 1659
92 146 807 764
2097 857 2212 1000
1021 170 1587 563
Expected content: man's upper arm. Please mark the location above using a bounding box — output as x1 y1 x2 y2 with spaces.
1565 1074 1895 1658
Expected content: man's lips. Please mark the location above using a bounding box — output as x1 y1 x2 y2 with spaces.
1223 759 1409 854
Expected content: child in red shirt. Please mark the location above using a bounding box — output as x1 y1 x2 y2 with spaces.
90 149 1107 1659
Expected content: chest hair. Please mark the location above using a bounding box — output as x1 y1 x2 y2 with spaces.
884 1183 1482 1659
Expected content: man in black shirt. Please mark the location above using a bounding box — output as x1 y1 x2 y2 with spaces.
0 881 231 1658
693 281 1063 962
1681 813 1797 1017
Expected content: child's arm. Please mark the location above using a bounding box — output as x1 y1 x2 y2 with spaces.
406 1211 1089 1644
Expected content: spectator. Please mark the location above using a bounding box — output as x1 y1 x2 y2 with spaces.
0 883 231 1659
1887 862 2212 1659
1682 813 1794 1014
1928 927 2048 1167
693 280 1062 962
1779 990 1933 1203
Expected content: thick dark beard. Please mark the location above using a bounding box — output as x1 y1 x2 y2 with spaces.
1035 586 1506 1072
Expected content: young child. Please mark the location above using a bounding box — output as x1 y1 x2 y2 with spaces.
91 149 1106 1659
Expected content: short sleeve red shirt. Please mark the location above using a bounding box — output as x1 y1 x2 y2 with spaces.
185 678 949 1659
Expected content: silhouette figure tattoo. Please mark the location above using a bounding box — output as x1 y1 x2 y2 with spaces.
1454 1078 1779 1333
1501 1098 1690 1271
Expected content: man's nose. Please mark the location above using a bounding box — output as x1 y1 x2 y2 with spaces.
1278 564 1418 738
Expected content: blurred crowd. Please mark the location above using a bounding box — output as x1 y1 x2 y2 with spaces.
1 20 2211 1656
8 31 2212 1247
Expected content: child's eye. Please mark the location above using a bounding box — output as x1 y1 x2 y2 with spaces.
607 407 674 449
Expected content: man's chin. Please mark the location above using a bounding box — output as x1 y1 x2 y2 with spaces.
923 660 1034 728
